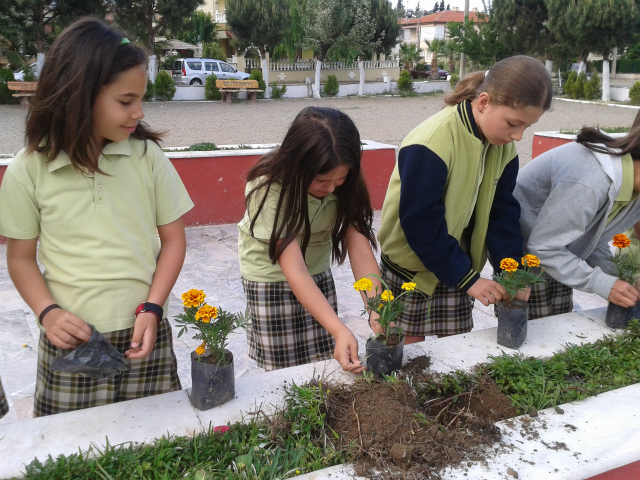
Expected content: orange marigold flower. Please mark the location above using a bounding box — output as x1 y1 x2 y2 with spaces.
612 234 631 249
196 305 218 323
182 289 205 308
195 342 206 356
500 258 519 272
521 254 540 268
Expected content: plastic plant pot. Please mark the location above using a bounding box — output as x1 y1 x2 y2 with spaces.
365 334 405 378
190 349 235 410
496 299 529 349
605 301 640 329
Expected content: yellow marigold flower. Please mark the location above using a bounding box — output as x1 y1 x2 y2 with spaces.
401 282 417 291
521 254 540 268
353 278 373 292
182 289 205 308
612 234 631 249
380 290 394 302
195 342 206 355
499 258 519 272
196 305 218 323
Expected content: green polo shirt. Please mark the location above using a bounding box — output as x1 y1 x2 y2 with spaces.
607 154 639 225
0 138 194 333
238 180 338 282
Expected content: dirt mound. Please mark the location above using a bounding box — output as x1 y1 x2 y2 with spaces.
323 356 518 479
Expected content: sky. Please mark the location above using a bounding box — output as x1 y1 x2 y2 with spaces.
401 0 487 13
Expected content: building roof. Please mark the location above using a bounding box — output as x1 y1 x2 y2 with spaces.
398 10 485 26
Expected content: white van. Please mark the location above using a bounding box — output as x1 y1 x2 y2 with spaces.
172 58 251 85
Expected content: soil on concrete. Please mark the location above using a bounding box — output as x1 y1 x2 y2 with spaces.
324 356 519 479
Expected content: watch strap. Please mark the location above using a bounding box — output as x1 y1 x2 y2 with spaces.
135 302 163 323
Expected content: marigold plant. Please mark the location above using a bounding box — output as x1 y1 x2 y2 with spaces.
608 234 640 284
495 254 545 302
175 289 247 365
354 274 427 345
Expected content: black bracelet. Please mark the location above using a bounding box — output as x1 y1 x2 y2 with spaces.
39 304 61 324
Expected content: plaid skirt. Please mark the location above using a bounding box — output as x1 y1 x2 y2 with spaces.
0 377 8 419
34 318 181 417
380 261 474 336
527 277 573 320
243 269 337 370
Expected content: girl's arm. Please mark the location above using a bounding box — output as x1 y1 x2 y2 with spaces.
278 239 365 373
126 218 187 359
345 227 384 334
6 238 92 349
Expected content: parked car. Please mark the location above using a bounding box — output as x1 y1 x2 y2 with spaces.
409 68 448 80
172 58 251 85
13 62 38 81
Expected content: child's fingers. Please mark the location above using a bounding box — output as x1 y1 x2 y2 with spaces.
126 314 157 359
47 331 79 350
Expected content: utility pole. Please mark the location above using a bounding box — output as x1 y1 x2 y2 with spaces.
459 0 468 78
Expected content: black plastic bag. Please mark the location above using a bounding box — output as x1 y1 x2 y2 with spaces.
50 324 131 379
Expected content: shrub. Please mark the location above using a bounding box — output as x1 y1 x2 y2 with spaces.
0 68 16 104
583 71 601 100
630 81 640 105
572 72 587 99
397 70 413 94
414 62 428 72
564 71 577 98
160 54 179 71
202 42 226 61
449 73 460 89
270 81 287 99
22 64 36 82
249 69 266 99
323 75 339 97
155 70 176 100
205 74 221 100
143 78 156 101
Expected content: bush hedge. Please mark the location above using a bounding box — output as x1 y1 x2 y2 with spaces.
0 68 16 104
205 74 221 100
249 69 266 99
397 70 413 94
323 75 339 97
155 71 176 101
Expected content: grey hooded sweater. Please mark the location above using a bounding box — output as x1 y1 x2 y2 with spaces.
514 141 640 301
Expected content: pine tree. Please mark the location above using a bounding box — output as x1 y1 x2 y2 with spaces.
439 0 444 11
110 0 204 51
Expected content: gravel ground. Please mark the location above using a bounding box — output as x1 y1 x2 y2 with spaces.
1 95 638 165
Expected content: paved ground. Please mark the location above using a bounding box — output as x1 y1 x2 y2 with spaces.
1 94 638 166
0 95 627 424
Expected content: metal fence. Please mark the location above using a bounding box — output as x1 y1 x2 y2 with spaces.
244 58 399 71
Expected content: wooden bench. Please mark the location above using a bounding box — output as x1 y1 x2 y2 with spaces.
216 79 263 103
7 81 37 106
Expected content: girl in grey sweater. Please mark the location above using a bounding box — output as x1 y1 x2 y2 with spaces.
514 125 640 319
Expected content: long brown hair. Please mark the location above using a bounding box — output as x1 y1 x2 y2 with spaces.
445 55 553 111
576 109 640 158
246 106 376 264
25 17 162 173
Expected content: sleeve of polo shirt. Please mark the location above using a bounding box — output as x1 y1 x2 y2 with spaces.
0 160 41 240
244 182 285 241
152 148 194 226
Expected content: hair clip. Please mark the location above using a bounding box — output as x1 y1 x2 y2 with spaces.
120 38 130 45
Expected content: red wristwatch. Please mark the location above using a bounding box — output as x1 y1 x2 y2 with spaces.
135 302 163 324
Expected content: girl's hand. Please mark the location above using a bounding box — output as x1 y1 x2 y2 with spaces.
514 287 531 302
334 328 365 374
467 278 507 306
41 309 93 350
609 279 640 308
368 311 385 336
125 312 158 359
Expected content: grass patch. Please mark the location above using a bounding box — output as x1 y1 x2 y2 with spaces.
559 126 630 135
164 143 257 152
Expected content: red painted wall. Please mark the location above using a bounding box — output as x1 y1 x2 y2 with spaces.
532 135 573 159
0 146 397 229
585 459 640 480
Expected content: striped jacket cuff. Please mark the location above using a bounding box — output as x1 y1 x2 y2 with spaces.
457 269 480 293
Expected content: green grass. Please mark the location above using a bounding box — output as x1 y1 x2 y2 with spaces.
164 143 256 152
559 126 630 135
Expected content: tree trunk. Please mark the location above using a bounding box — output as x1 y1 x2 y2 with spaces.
36 7 45 53
545 59 553 75
358 57 365 96
448 55 454 74
612 46 618 77
262 55 270 99
602 57 610 102
314 59 322 99
431 51 438 79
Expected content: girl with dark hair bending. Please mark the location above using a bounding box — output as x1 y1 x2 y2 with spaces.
238 106 381 372
515 111 640 319
0 18 193 416
378 55 553 343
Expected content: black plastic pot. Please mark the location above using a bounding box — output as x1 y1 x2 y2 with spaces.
496 299 528 349
365 335 405 378
190 349 235 410
605 302 640 329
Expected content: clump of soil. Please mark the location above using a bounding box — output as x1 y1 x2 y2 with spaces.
323 356 519 479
